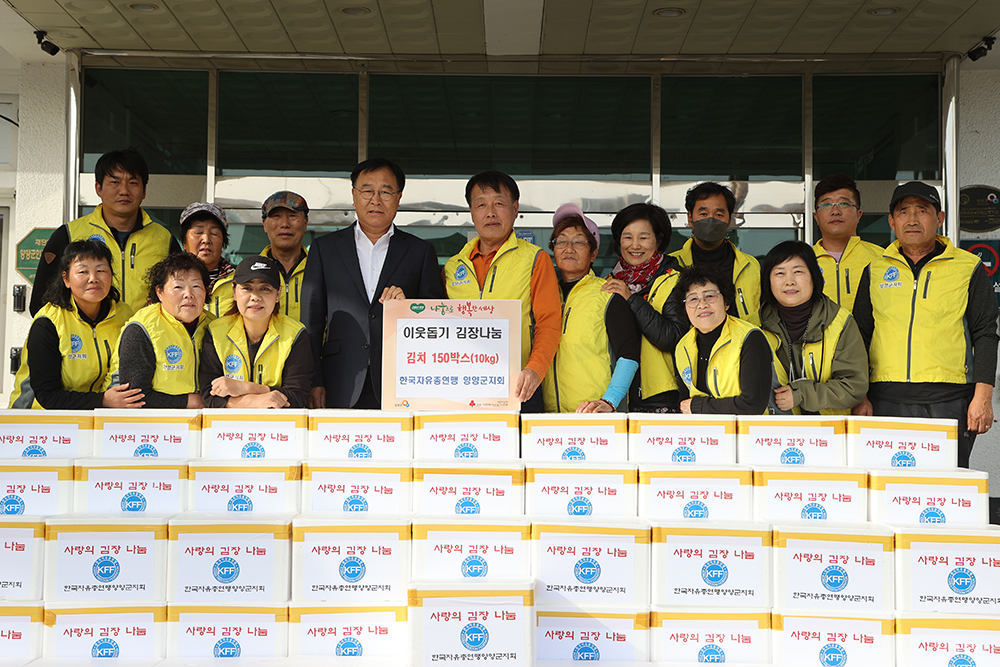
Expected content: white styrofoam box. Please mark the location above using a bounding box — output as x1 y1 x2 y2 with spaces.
287 603 409 658
412 461 523 516
895 525 1000 613
0 458 74 515
847 416 958 468
0 601 42 660
308 409 413 459
869 468 989 525
0 517 44 600
413 411 519 460
525 462 637 518
44 513 168 601
200 408 307 459
42 601 166 658
187 459 300 513
411 516 531 581
772 523 894 612
752 467 868 523
291 514 410 603
649 607 771 664
772 610 893 666
166 602 287 658
627 413 736 465
736 415 846 467
93 409 201 458
638 465 752 521
651 521 771 608
155 660 285 667
73 458 187 513
0 411 92 458
167 512 293 602
300 460 410 513
532 518 650 607
536 607 648 661
520 413 628 462
409 580 534 666
897 613 1000 666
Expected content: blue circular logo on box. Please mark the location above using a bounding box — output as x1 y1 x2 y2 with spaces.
224 354 242 374
780 446 806 465
455 496 481 514
213 556 240 583
241 442 265 458
92 638 120 658
801 502 828 520
684 500 710 519
134 443 158 457
672 445 697 463
573 641 601 660
165 345 182 364
821 565 849 592
567 495 593 516
70 334 83 353
920 507 947 524
1 495 25 515
227 494 253 511
884 267 899 281
343 494 369 512
335 637 363 657
460 622 489 651
21 445 45 457
819 642 848 667
92 555 120 582
348 443 372 458
891 450 917 467
121 491 146 512
462 554 489 578
455 265 468 281
455 442 479 458
701 559 729 587
339 556 366 582
948 567 977 595
214 638 241 658
562 446 586 461
574 557 601 584
949 655 977 667
698 643 726 663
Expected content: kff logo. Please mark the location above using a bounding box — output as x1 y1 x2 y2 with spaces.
227 494 253 511
561 446 586 461
821 565 849 592
574 557 601 584
92 555 120 582
884 267 900 282
91 638 120 658
134 444 158 457
343 494 369 512
165 345 183 364
70 334 83 354
949 654 977 667
336 637 363 656
120 491 147 512
701 559 729 587
460 622 489 651
801 502 828 520
339 556 366 583
461 554 488 578
455 496 481 514
21 445 45 457
1 494 25 515
920 507 947 524
819 642 848 667
348 443 372 458
780 446 806 465
224 354 242 374
683 500 710 519
213 556 240 583
567 496 593 516
572 642 600 660
214 638 241 658
671 445 696 463
698 643 726 663
241 442 265 458
948 567 977 595
455 443 479 458
891 450 917 467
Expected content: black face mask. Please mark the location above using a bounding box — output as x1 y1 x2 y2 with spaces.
691 216 730 245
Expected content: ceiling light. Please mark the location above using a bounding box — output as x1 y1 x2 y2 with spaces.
127 2 159 11
340 6 370 16
867 7 898 16
653 8 685 18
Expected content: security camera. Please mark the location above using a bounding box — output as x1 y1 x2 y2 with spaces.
34 30 60 56
968 35 996 62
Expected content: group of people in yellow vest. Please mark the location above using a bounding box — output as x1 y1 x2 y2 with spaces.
9 151 997 468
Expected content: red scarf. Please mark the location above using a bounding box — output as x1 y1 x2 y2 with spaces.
611 251 663 294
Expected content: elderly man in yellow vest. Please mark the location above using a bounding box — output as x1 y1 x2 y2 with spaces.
852 181 999 468
443 171 561 412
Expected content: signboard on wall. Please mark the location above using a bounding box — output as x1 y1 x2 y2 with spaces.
961 240 1000 310
16 227 55 285
960 185 1000 233
382 299 521 411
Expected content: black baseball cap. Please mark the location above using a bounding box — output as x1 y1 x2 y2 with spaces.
233 256 281 289
890 181 942 213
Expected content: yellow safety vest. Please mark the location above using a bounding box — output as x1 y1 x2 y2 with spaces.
639 269 681 398
676 316 767 413
813 236 883 311
444 233 541 369
9 300 132 409
542 273 613 412
265 245 308 322
207 273 235 318
209 312 306 387
66 206 174 314
671 238 761 318
107 303 213 395
868 237 979 385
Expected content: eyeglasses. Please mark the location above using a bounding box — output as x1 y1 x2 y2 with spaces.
552 238 591 250
684 290 721 308
354 187 400 201
817 201 858 211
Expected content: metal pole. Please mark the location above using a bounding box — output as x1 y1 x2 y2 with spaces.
802 72 813 245
942 53 960 244
64 51 82 222
206 69 218 202
358 65 369 163
650 74 661 205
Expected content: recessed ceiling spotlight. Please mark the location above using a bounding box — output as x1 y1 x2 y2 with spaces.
868 7 898 16
340 6 371 16
127 2 159 11
654 8 685 18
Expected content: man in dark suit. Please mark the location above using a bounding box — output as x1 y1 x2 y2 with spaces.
301 158 445 408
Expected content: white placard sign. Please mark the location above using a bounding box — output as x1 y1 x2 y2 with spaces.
0 423 81 458
48 608 162 658
418 595 529 665
302 465 409 513
534 532 641 605
299 530 404 602
291 606 407 658
654 533 768 607
415 468 523 516
875 479 986 525
0 523 41 598
900 619 1000 667
847 416 958 468
173 611 281 658
80 466 185 513
629 418 735 464
417 527 528 580
311 422 408 459
51 530 159 600
903 538 1000 612
521 415 627 462
0 609 38 659
100 423 192 458
777 614 892 666
740 424 844 466
651 612 770 664
527 467 636 517
780 536 891 611
415 413 519 460
203 419 302 459
0 468 69 515
640 468 752 521
173 533 278 601
537 612 646 661
189 468 295 513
